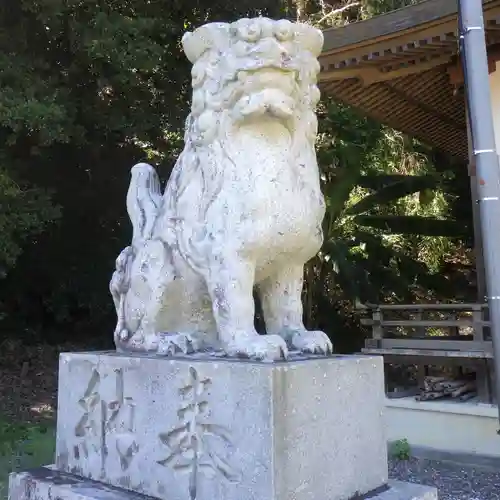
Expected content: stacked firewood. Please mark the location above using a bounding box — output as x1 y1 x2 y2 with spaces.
416 375 477 402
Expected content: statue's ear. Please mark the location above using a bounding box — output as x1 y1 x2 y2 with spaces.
182 30 208 64
295 23 324 58
182 23 231 64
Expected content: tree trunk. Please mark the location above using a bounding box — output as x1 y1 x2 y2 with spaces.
295 0 308 21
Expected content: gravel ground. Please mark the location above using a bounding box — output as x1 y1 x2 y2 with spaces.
389 457 500 500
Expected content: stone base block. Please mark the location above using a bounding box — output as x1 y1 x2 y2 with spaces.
55 352 388 500
9 468 438 500
374 480 437 500
8 467 153 500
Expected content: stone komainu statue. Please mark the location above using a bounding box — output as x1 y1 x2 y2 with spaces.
109 18 332 361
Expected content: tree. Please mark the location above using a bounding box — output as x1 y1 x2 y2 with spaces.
0 0 287 342
0 0 475 352
0 167 59 276
271 0 474 352
289 0 421 27
301 98 473 352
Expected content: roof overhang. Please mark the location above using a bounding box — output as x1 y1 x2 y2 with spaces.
319 0 500 160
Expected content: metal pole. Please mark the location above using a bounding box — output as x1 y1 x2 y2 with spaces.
458 0 500 428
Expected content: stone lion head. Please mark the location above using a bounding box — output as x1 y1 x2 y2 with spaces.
182 18 322 138
165 18 323 263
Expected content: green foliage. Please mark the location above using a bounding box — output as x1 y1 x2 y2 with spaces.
0 419 55 499
317 99 466 287
362 0 420 18
354 215 467 237
0 0 287 341
294 0 422 28
0 168 60 274
390 438 411 461
0 0 286 150
0 420 53 457
0 0 475 350
303 98 472 351
346 175 441 216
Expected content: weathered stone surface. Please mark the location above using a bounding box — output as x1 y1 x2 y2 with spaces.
8 466 156 500
373 480 438 500
8 468 437 500
109 17 332 362
55 351 388 500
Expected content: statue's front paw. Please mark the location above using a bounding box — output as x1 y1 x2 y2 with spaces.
291 330 333 355
226 334 289 362
114 327 131 345
157 332 202 356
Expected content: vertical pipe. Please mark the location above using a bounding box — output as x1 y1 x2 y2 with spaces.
465 106 487 302
458 0 500 426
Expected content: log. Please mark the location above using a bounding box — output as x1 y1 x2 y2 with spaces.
459 391 477 402
425 376 447 384
443 383 467 395
424 376 447 392
416 390 450 401
418 374 478 402
450 381 476 398
435 380 469 391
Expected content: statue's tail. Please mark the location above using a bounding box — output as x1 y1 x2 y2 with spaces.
126 163 163 248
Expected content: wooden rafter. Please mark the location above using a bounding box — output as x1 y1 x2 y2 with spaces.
380 82 463 132
317 1 500 160
320 1 500 76
319 54 454 85
322 0 500 55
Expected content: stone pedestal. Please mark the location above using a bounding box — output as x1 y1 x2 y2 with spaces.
9 352 438 500
9 468 437 500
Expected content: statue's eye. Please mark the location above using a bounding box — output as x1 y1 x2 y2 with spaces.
235 20 261 43
274 20 294 42
242 23 261 42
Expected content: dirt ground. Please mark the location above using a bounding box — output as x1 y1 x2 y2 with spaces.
0 340 82 424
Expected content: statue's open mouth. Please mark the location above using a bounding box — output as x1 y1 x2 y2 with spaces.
233 88 295 121
233 68 298 122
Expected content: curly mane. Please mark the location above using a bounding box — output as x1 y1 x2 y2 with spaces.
160 18 323 271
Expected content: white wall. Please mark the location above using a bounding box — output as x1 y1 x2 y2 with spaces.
489 61 500 152
385 398 500 458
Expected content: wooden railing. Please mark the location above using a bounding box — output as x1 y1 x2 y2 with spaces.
358 303 492 358
358 303 494 402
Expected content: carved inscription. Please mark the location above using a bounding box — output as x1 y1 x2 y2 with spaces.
74 367 138 473
106 368 139 470
157 366 240 500
74 369 102 462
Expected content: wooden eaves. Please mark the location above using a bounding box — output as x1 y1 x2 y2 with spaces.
319 0 500 160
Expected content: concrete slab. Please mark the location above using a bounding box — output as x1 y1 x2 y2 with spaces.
9 468 438 500
8 466 154 500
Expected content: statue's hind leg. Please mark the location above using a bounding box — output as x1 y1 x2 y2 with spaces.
112 240 174 352
259 264 333 355
112 240 219 355
155 272 218 355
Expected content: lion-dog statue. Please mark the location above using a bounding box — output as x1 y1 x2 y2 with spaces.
109 18 333 361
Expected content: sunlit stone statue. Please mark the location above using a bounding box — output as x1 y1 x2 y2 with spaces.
109 17 332 361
